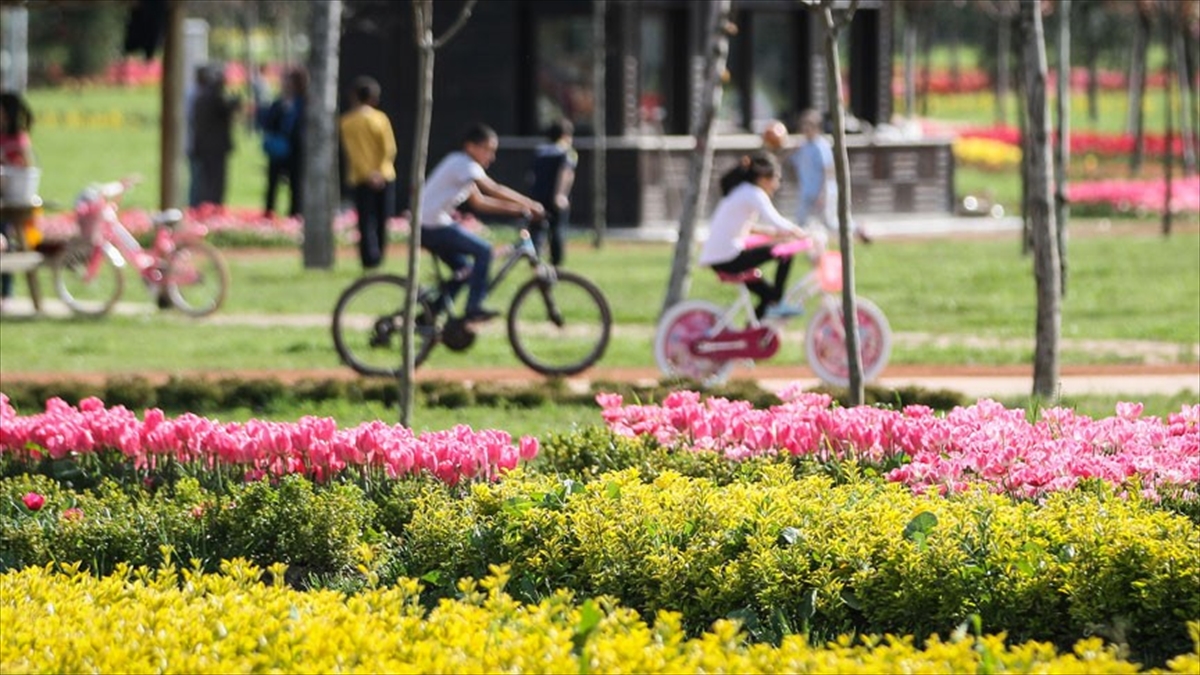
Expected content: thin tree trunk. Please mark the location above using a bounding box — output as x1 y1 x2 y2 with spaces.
996 14 1011 126
1018 0 1061 399
301 0 340 270
1162 5 1175 237
592 0 607 249
1128 8 1150 174
399 0 475 426
822 0 864 404
1054 0 1070 297
1172 21 1196 174
661 0 732 315
904 11 917 117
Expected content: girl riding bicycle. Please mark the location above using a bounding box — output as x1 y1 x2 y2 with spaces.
698 151 814 321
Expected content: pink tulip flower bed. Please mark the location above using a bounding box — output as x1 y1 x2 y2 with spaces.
0 394 539 486
597 388 1200 502
36 203 414 247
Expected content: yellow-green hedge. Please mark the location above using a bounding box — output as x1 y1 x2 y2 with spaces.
3 560 1197 674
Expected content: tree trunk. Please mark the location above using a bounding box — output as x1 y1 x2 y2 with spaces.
400 0 437 426
592 0 607 249
903 10 917 117
398 0 476 426
1054 0 1070 297
661 0 732 316
301 0 341 270
1172 20 1196 174
1162 5 1174 236
159 0 184 210
1018 0 1061 399
1128 8 1150 175
822 0 864 405
996 13 1011 125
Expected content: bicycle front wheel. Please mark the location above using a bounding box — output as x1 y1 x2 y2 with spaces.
164 242 230 317
507 270 611 376
51 238 124 317
804 295 892 389
332 274 438 377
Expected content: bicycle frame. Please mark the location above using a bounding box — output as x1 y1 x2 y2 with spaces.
704 248 840 338
75 182 185 286
423 228 550 313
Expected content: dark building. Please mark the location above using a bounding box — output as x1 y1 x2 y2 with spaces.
340 0 953 230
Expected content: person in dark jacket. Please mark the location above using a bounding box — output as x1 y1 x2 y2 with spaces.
527 119 576 266
188 66 240 207
262 66 307 218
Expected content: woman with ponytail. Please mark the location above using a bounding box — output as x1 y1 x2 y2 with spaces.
699 151 812 320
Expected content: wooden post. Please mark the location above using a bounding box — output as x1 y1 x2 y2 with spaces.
159 0 185 210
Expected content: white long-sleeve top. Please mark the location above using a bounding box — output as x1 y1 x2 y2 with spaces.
698 181 805 265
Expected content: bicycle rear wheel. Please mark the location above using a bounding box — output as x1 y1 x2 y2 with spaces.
507 269 611 376
653 300 733 384
332 274 439 377
51 238 124 317
164 242 230 317
804 295 892 388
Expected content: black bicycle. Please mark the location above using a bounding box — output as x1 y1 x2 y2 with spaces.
332 228 612 377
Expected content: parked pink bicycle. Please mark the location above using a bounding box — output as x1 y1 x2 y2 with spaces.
654 234 892 388
50 177 229 317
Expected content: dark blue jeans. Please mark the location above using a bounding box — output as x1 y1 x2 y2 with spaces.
420 223 493 314
353 182 394 269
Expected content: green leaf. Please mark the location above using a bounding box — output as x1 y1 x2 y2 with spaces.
903 511 939 542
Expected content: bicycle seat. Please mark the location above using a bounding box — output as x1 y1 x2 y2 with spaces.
715 269 763 284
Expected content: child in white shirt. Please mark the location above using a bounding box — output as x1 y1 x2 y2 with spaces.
698 151 811 320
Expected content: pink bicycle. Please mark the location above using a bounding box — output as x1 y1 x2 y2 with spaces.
50 178 229 317
654 235 892 388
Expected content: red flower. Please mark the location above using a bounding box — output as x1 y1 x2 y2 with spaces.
22 492 45 511
61 507 84 521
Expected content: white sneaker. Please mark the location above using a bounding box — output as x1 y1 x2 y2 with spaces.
764 303 804 319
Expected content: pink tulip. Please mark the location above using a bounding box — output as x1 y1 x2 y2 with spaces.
22 492 45 511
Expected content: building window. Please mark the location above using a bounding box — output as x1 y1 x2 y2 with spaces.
717 9 798 134
749 11 796 131
535 15 595 134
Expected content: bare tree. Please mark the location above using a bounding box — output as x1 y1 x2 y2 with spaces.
301 0 342 270
805 0 864 404
1017 0 1061 398
592 0 608 249
979 0 1019 126
1127 0 1153 175
398 0 476 426
661 0 734 316
1054 0 1070 296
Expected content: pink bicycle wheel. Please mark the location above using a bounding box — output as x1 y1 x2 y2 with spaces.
805 296 892 388
654 300 732 383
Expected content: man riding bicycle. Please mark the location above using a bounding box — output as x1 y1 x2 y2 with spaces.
419 123 545 323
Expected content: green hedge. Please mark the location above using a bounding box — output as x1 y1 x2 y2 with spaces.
3 465 1196 666
0 374 969 416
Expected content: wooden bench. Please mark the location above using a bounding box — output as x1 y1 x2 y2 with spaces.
1 199 47 313
0 251 45 312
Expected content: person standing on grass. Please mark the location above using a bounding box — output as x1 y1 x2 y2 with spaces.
528 118 577 267
189 66 241 208
261 66 307 218
339 76 397 270
420 123 545 323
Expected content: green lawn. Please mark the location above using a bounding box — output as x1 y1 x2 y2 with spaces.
2 227 1196 377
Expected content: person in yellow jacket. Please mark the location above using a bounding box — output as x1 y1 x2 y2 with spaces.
339 76 397 269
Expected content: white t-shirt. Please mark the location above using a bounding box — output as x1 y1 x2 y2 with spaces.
420 151 487 227
698 182 802 265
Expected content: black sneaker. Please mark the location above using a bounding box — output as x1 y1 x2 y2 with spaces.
464 307 500 323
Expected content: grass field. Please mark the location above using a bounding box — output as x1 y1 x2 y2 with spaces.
1 225 1196 375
